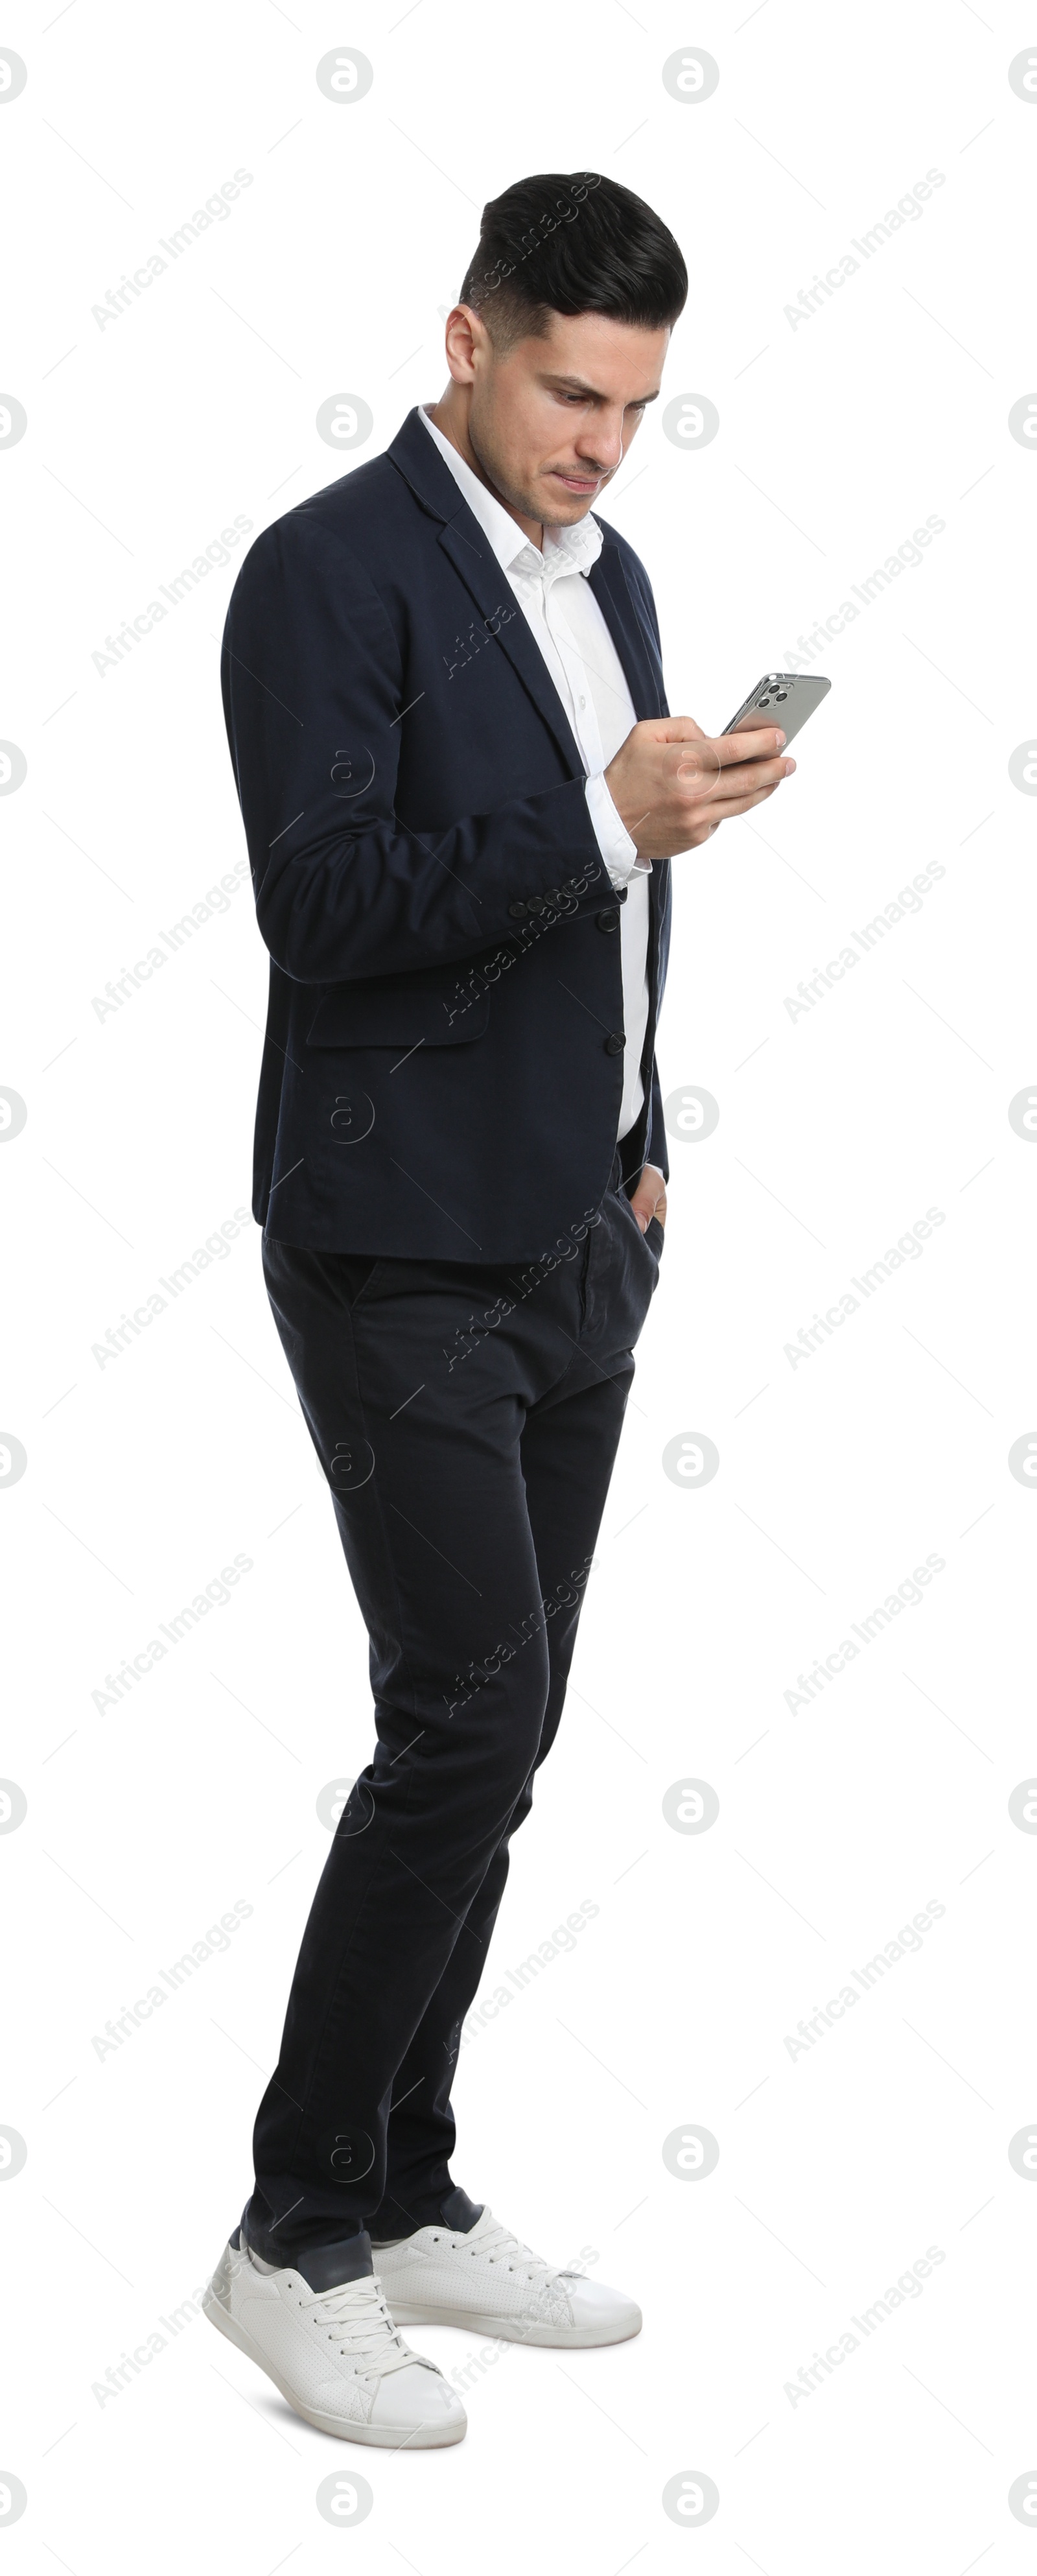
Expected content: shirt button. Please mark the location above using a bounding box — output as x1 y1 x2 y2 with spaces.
605 1031 625 1056
579 694 586 709
507 901 527 920
596 908 620 934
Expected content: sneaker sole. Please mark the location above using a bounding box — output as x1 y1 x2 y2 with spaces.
202 2287 467 2446
385 2301 642 2348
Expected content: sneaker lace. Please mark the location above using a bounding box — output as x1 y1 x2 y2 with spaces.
436 2208 570 2286
299 2271 434 2378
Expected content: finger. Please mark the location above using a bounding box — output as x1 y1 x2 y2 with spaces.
629 1185 661 1231
686 788 778 842
712 725 787 770
710 783 782 820
695 781 782 827
670 739 721 791
638 1172 667 1228
698 753 793 800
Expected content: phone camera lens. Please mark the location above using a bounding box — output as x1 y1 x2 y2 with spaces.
758 695 771 706
774 689 788 700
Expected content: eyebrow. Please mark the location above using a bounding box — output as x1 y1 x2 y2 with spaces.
541 375 662 404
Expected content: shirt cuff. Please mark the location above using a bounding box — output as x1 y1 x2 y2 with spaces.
585 772 651 890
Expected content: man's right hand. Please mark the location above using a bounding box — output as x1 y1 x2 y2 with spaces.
603 715 796 861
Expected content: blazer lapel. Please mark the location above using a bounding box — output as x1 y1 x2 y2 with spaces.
435 517 587 777
585 543 663 725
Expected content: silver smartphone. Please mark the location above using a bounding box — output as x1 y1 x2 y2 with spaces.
723 670 831 746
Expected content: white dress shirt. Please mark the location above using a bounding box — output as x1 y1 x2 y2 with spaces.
419 403 653 1143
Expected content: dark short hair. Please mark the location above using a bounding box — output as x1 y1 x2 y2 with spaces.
458 171 687 355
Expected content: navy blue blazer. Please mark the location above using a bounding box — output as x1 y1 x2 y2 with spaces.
220 403 672 1262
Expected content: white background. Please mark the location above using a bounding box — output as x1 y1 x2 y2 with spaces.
2 1 1034 2568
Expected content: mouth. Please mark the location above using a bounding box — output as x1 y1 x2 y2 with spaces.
550 469 603 495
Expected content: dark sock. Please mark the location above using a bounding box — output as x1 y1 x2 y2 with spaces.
437 2185 484 2233
241 2204 375 2288
371 2183 484 2246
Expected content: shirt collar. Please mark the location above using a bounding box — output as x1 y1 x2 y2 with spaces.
419 401 602 584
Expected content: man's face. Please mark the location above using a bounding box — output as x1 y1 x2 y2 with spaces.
458 307 670 529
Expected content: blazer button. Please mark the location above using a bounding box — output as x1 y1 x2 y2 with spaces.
605 1031 625 1056
596 908 620 934
526 895 546 914
507 901 527 920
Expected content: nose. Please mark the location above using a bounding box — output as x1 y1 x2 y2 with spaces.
575 416 625 472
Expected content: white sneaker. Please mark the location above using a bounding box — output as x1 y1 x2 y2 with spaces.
202 2227 467 2446
374 2204 642 2348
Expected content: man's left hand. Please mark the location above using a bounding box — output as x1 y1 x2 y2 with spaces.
628 1164 667 1235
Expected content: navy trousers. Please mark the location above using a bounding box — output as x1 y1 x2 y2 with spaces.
245 1150 662 2269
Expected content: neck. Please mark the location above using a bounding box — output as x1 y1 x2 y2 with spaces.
425 392 544 550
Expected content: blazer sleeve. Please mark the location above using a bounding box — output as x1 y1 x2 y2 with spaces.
221 509 614 986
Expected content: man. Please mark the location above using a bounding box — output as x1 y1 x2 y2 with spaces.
203 169 793 2448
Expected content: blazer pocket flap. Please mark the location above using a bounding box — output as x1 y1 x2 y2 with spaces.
305 975 490 1048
